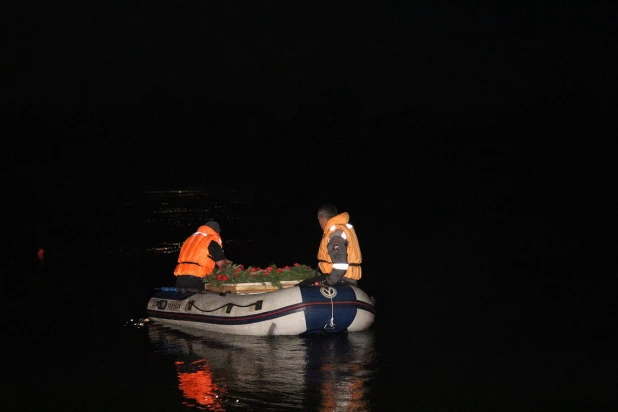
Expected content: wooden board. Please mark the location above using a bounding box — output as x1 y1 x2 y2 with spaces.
205 281 299 294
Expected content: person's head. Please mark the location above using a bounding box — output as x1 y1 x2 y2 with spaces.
317 204 337 230
205 220 221 234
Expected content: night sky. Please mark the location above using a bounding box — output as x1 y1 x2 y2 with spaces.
4 3 615 225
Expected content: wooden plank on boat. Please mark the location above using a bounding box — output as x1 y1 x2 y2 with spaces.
206 281 299 294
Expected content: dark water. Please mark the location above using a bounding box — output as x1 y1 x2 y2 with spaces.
6 187 617 411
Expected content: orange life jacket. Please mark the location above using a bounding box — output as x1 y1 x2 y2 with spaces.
174 225 222 278
317 212 362 280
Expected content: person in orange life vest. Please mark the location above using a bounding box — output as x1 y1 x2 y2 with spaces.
174 221 232 291
316 204 362 286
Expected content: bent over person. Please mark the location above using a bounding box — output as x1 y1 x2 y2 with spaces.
174 221 231 292
316 204 362 285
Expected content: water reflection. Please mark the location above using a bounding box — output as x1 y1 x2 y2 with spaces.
147 323 376 411
175 358 226 411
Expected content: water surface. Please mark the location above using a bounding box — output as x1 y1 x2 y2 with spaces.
6 187 616 411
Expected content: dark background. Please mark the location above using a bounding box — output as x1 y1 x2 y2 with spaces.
4 2 615 270
3 5 617 409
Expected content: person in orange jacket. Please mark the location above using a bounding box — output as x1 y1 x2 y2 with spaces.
174 221 232 292
316 204 362 286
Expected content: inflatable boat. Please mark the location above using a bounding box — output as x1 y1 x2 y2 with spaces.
146 281 376 336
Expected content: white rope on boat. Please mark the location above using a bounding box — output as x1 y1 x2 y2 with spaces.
324 296 336 330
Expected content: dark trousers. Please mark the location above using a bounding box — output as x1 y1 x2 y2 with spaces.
175 275 205 291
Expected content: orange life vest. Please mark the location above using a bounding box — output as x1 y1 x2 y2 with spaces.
317 212 362 280
174 225 222 278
